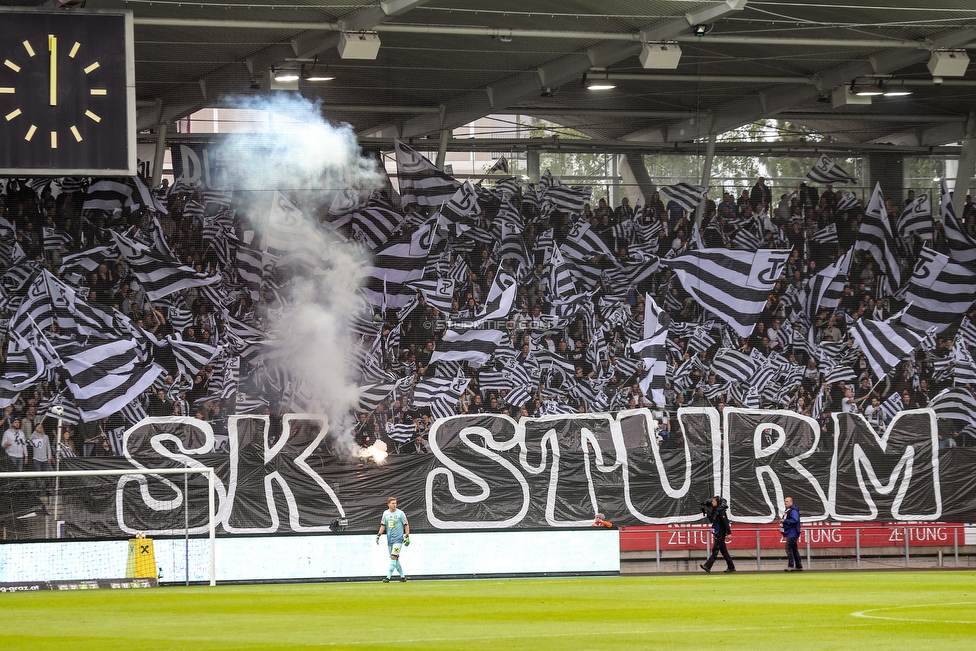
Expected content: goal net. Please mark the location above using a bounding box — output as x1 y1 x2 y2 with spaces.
0 467 216 587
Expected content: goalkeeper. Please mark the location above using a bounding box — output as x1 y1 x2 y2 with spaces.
376 496 410 583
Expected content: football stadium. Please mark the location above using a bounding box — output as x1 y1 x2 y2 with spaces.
2 0 976 648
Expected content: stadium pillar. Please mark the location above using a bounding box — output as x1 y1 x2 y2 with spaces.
951 113 976 220
435 128 450 170
527 149 540 184
866 152 905 205
151 121 169 189
620 153 657 206
696 132 717 225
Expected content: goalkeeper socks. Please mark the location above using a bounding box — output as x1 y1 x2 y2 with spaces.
395 560 404 577
388 560 396 580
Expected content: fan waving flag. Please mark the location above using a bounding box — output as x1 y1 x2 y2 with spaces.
835 190 859 214
940 179 976 265
665 248 792 337
849 317 927 381
810 223 838 246
901 246 976 334
897 193 934 241
394 140 460 207
805 155 856 186
660 183 707 213
112 231 221 302
854 182 900 294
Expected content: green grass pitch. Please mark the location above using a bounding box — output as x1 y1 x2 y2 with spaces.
3 571 976 650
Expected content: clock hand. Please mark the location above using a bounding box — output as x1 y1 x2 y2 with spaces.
49 34 57 107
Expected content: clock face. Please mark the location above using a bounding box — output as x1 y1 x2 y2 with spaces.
0 9 134 175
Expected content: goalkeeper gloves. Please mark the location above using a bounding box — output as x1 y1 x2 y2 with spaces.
375 535 380 545
403 535 410 546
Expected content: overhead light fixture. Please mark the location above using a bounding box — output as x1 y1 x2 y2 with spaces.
693 24 707 37
540 87 554 98
832 85 871 107
853 80 883 96
269 66 299 90
338 31 381 60
883 89 912 97
640 42 682 70
301 57 334 82
582 71 615 91
928 49 970 77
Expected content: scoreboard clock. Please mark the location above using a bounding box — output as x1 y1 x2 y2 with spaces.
0 8 135 175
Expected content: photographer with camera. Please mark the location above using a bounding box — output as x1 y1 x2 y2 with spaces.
700 495 736 574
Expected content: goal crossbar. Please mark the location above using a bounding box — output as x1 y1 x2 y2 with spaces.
0 467 217 586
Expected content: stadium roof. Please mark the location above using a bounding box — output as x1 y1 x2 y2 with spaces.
43 0 976 149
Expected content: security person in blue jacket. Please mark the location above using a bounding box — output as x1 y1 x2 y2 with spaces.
700 496 736 573
781 496 803 571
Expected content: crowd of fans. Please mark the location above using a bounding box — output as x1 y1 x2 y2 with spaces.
2 167 976 476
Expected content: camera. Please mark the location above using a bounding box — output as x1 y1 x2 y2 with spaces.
51 405 64 417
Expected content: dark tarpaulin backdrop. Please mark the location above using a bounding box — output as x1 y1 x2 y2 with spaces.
1 409 975 539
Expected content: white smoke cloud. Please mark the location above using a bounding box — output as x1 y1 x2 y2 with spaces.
211 94 384 454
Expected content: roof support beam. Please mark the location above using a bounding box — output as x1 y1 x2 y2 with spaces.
634 26 976 146
290 0 428 60
136 3 426 130
398 0 748 138
952 113 976 219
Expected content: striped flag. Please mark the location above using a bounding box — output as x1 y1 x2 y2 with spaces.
879 392 903 421
429 329 506 367
810 223 838 245
939 179 976 265
165 336 220 377
264 191 332 271
632 327 668 407
411 369 469 410
836 190 859 214
548 245 578 300
59 339 165 421
449 271 517 329
395 140 460 207
386 421 418 443
665 248 792 337
897 194 934 241
409 278 456 314
361 224 433 309
711 348 760 384
805 155 856 186
801 247 852 318
660 183 707 213
929 387 976 424
357 382 396 413
112 231 220 301
543 181 591 215
901 246 976 334
849 318 927 381
345 206 403 250
824 365 857 384
854 182 900 294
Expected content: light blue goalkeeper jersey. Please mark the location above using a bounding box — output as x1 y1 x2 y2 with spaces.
381 509 408 544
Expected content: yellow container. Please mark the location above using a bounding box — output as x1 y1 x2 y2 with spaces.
126 538 158 579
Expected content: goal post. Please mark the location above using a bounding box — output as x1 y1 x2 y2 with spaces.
0 467 217 587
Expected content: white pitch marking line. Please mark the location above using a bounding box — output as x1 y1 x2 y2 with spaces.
852 601 976 625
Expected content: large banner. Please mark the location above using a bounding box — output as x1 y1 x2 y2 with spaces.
3 408 976 539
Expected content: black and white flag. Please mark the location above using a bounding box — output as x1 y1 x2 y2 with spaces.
897 194 934 241
805 155 856 186
940 179 976 265
429 329 506 367
901 246 976 334
810 223 838 246
836 190 859 214
394 140 460 207
850 317 927 381
666 248 792 337
660 183 707 213
854 182 900 294
112 231 220 301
